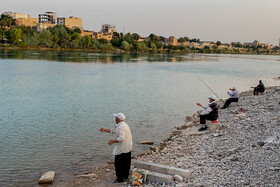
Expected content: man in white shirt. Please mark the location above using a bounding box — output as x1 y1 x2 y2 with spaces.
99 112 132 183
222 87 239 109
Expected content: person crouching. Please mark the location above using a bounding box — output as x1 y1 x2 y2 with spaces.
222 87 239 109
196 95 219 131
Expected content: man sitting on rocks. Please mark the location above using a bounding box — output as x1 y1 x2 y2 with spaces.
251 80 265 95
196 95 219 131
222 87 239 109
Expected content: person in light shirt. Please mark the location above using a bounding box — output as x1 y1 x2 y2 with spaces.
196 95 219 131
222 87 239 109
99 112 132 183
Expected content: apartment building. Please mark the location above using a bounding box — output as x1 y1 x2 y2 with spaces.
39 12 56 24
57 16 82 29
101 24 116 34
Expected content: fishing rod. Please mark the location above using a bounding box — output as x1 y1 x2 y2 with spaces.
196 76 224 103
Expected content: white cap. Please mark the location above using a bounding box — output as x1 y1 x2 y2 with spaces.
208 95 216 100
232 87 236 90
113 113 126 121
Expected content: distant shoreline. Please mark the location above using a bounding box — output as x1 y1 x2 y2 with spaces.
1 46 280 56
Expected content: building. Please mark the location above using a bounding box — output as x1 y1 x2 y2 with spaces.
3 12 38 28
39 12 56 24
93 32 113 41
15 15 38 28
57 16 82 29
37 22 56 32
101 24 116 34
81 30 93 37
165 36 178 46
3 11 27 19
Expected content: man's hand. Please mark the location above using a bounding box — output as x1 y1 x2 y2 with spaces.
99 128 105 132
108 140 118 145
196 103 202 107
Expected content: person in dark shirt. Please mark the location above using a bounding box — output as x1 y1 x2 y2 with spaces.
196 95 219 131
251 80 265 95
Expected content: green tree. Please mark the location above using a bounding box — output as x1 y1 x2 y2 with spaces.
131 33 140 41
178 37 189 43
22 31 39 46
121 41 130 51
73 28 81 34
10 28 22 44
98 39 108 44
0 14 13 28
39 30 53 47
151 43 157 53
70 32 81 48
216 41 221 46
149 33 159 42
80 35 92 48
51 25 70 47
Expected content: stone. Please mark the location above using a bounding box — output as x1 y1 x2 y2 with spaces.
78 173 97 179
106 169 110 172
139 141 154 145
38 171 55 184
146 172 173 184
174 175 183 182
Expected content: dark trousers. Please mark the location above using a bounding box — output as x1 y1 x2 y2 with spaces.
223 98 239 108
115 151 131 181
200 114 217 125
254 88 264 95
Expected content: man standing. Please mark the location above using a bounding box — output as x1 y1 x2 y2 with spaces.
222 87 239 109
251 80 265 95
196 95 219 131
100 112 132 183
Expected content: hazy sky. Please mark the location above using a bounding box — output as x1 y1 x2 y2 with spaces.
1 0 280 44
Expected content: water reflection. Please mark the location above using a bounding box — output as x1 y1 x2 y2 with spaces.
0 49 219 63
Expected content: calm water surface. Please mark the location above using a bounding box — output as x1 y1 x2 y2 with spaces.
0 49 279 186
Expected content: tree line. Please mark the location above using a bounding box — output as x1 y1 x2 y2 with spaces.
1 14 278 55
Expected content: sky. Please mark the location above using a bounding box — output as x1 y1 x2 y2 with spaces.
1 0 280 45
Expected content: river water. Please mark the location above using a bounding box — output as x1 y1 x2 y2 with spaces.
0 49 279 186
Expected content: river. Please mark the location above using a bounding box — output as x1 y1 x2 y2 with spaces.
0 49 279 186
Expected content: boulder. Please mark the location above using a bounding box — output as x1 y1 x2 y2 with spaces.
38 171 55 184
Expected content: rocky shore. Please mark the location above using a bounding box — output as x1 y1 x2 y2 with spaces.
60 86 280 187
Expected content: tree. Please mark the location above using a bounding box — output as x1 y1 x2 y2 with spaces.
39 30 53 47
51 25 70 48
70 32 81 48
80 35 91 48
178 37 189 43
151 43 157 53
10 28 22 44
149 33 159 42
121 41 130 51
98 38 108 44
22 31 39 46
216 41 221 46
73 28 81 34
0 14 13 28
131 33 140 41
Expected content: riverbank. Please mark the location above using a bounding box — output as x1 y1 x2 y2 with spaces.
1 46 280 55
57 86 280 187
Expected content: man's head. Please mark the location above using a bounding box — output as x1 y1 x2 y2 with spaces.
208 95 216 103
232 86 236 90
259 80 262 84
113 113 126 124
